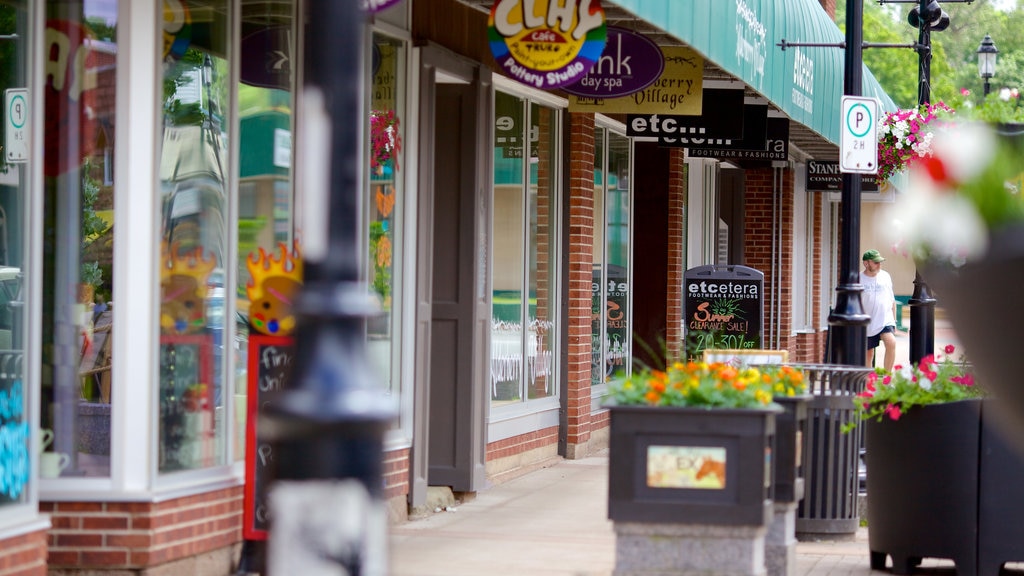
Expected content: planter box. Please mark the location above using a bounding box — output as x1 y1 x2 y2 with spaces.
978 401 1024 575
607 404 779 527
865 399 981 574
772 394 809 504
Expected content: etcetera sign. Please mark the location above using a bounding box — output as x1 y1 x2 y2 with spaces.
488 0 606 90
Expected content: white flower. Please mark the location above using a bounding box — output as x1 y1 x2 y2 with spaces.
918 376 933 391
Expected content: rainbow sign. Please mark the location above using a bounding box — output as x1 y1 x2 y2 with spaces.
488 0 606 90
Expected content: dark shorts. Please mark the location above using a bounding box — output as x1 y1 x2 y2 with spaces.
868 325 896 349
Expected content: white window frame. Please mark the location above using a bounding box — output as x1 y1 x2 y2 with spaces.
487 77 565 440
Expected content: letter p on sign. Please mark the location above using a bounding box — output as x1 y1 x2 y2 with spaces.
840 96 879 175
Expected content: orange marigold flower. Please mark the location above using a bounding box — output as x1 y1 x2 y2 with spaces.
645 391 661 404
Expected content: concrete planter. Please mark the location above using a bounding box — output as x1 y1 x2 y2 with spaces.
607 404 780 576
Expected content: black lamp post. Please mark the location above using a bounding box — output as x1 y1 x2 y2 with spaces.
977 34 999 97
906 0 951 365
828 0 870 366
261 0 395 573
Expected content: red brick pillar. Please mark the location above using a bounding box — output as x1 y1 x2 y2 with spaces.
743 167 796 356
565 112 595 458
665 149 687 360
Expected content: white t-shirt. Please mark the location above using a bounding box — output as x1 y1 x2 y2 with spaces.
860 269 896 337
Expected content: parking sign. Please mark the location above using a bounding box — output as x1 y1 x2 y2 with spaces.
5 88 27 163
840 96 878 174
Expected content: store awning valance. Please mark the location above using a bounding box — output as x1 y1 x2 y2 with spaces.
610 0 896 146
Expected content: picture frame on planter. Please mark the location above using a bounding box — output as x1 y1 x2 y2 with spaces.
607 405 778 527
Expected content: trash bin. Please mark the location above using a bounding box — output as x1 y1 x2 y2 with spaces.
790 363 873 541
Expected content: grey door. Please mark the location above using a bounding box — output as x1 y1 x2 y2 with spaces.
411 47 491 507
427 82 476 489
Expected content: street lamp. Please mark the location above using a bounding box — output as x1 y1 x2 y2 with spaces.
977 34 999 97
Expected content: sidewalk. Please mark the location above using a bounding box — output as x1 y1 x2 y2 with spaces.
388 451 945 576
387 322 970 576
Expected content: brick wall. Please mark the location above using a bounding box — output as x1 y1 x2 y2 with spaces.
743 167 796 357
43 486 242 574
383 447 411 521
486 426 559 462
666 150 687 360
565 113 596 456
0 527 47 576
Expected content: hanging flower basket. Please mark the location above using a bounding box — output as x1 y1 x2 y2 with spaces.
875 101 953 184
370 109 402 173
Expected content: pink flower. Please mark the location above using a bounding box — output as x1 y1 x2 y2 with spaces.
883 375 892 385
952 374 975 387
885 403 902 421
944 344 956 355
961 88 970 96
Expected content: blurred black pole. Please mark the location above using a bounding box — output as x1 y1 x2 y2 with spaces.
261 0 394 574
828 0 870 366
909 0 937 364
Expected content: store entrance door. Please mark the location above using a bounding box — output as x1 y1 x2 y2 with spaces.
411 47 491 508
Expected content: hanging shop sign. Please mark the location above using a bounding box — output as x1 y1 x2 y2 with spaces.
561 26 663 99
659 104 767 150
688 116 788 161
163 0 193 63
625 88 744 140
684 265 764 357
488 0 607 90
806 160 879 192
241 26 291 90
569 45 703 115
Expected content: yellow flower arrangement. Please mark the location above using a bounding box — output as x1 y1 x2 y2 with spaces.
608 361 805 409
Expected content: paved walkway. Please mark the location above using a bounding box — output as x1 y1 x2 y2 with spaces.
388 318 981 576
389 451 973 576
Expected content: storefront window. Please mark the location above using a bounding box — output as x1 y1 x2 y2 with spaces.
234 3 296 463
591 126 631 386
41 1 117 477
0 2 32 504
158 0 230 473
367 33 405 400
491 91 559 406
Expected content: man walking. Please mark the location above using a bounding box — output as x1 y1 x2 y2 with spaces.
861 249 897 371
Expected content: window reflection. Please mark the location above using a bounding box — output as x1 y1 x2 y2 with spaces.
158 0 229 473
491 92 558 406
41 1 117 477
367 34 405 399
591 127 631 385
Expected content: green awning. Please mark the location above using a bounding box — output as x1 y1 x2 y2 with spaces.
609 0 896 146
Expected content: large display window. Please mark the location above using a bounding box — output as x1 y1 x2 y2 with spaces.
40 0 118 478
491 89 560 408
0 1 35 517
367 32 405 408
591 124 632 390
157 0 231 473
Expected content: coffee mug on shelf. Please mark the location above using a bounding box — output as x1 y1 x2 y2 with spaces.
39 452 70 478
40 428 54 453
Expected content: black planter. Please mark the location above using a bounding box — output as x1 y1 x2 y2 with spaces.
772 394 810 504
865 399 981 575
978 399 1024 574
925 225 1024 454
607 404 780 527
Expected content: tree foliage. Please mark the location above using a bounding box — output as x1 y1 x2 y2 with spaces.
837 0 1024 109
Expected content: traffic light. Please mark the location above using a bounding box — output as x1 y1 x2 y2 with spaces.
908 0 950 32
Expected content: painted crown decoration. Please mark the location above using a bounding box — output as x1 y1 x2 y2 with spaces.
160 242 218 334
246 240 303 336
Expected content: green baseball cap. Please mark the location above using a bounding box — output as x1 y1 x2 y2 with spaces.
862 249 885 262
